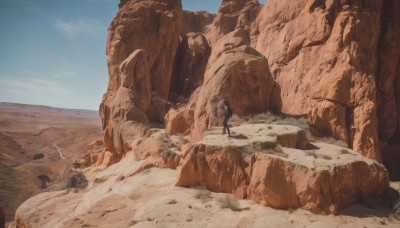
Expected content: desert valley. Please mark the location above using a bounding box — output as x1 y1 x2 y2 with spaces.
0 102 103 227
2 0 400 227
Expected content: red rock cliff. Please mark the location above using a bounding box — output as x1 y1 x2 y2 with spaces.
100 0 400 174
253 0 400 168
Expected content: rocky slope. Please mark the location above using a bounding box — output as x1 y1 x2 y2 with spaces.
14 123 396 227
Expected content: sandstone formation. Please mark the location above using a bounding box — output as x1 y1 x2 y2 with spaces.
181 10 215 35
11 0 400 226
190 29 281 139
176 124 389 214
247 0 400 164
171 32 211 98
12 152 400 227
206 0 261 45
97 0 400 209
164 89 199 135
251 0 382 161
100 0 182 156
164 105 194 135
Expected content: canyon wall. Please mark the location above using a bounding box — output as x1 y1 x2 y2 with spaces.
250 0 400 165
100 0 400 172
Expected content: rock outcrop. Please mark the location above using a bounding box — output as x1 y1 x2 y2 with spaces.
164 105 194 135
206 0 261 45
181 10 215 35
249 0 400 163
251 0 382 161
176 124 389 214
100 0 182 156
189 29 281 139
100 0 400 177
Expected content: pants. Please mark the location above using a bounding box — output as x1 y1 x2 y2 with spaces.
222 116 230 136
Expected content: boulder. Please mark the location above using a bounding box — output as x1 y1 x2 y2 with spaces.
276 130 308 150
176 124 389 214
129 130 181 169
190 29 281 140
164 106 194 135
165 88 200 135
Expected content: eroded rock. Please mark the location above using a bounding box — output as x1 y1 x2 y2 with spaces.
181 10 215 35
250 0 400 161
206 0 261 45
176 124 389 214
171 33 211 98
190 29 281 139
100 0 182 158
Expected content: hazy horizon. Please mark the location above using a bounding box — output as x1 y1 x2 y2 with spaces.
0 0 265 111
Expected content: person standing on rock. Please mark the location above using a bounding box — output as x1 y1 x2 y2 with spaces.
222 98 232 137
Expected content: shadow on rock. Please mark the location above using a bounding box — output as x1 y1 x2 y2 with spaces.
339 187 400 219
229 134 248 140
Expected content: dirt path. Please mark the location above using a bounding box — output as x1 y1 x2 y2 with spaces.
52 137 70 160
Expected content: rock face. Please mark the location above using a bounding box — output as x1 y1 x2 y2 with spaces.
171 33 211 97
176 124 389 214
376 0 400 178
190 29 281 139
251 0 382 160
249 0 400 163
100 0 182 155
181 10 215 35
206 0 261 45
100 0 400 173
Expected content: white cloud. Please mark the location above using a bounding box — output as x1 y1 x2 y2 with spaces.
25 69 77 79
0 78 72 100
54 18 105 38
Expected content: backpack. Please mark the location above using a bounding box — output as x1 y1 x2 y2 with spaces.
226 106 233 118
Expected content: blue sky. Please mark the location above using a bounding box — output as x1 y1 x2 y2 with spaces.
0 0 265 110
